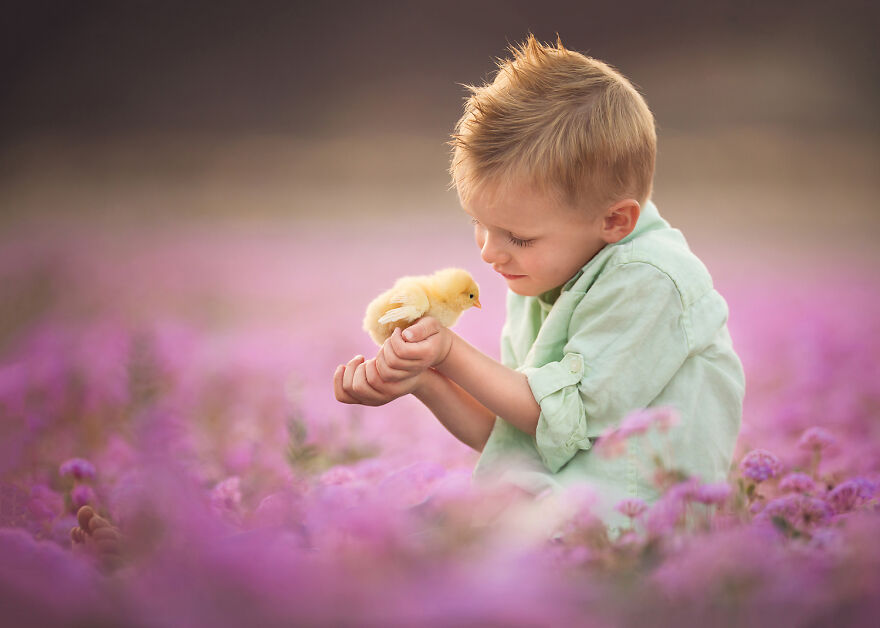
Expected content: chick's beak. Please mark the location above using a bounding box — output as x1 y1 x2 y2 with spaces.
474 297 482 309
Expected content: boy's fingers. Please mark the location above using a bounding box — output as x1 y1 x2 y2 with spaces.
335 362 368 404
364 358 384 390
352 362 383 405
391 327 429 361
92 526 122 542
333 365 357 403
77 505 96 530
342 355 365 391
376 350 411 382
383 335 422 371
402 317 441 343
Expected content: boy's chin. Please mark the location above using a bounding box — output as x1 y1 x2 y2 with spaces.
506 278 563 298
506 281 540 297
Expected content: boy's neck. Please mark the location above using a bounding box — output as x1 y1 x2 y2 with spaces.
538 285 563 306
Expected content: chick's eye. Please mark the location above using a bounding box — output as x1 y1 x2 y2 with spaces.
469 294 474 299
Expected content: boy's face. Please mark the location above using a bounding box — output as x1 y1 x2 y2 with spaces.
460 180 608 297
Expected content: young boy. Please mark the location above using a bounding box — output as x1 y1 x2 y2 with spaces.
334 35 744 529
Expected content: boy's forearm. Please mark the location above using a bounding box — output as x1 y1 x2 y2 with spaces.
412 368 496 452
435 332 541 436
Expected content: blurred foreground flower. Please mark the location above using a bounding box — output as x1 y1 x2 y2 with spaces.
797 426 836 452
59 458 96 482
2 221 880 626
739 449 782 483
779 472 816 494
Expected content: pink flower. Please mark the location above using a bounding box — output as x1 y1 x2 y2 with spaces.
643 493 687 536
319 466 358 486
779 472 816 494
667 478 702 502
615 498 648 519
594 427 627 458
595 407 681 458
738 449 782 483
71 485 96 510
617 411 655 437
59 458 96 481
797 427 836 452
28 485 64 521
760 494 832 529
618 406 680 438
210 476 242 513
693 482 732 506
826 478 877 513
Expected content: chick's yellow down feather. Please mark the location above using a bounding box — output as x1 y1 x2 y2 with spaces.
363 268 481 345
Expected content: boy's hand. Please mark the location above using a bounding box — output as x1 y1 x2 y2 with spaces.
384 318 452 373
333 354 424 406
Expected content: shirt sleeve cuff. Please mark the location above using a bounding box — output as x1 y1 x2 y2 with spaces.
519 352 592 473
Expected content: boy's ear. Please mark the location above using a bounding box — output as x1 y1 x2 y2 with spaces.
600 199 640 243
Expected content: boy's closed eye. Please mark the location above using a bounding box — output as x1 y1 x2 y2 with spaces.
470 216 535 248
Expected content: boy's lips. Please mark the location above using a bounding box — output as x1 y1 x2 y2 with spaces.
496 270 526 279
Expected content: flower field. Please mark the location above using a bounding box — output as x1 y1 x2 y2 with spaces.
1 214 878 627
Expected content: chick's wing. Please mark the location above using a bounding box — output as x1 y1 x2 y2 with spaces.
377 281 430 324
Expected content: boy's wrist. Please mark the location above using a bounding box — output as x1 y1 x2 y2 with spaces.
411 367 441 398
432 328 455 370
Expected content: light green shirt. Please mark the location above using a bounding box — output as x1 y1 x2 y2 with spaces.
471 200 745 530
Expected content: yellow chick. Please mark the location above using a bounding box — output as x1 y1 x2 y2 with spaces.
363 268 481 345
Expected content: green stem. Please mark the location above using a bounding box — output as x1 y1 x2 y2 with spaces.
810 448 821 480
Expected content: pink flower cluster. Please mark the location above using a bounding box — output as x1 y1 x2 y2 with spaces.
739 449 783 483
0 217 878 626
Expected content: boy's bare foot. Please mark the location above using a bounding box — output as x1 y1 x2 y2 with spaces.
70 505 124 572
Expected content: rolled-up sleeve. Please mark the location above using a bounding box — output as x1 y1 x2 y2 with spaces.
520 262 691 473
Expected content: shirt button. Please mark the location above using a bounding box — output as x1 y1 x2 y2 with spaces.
568 355 582 373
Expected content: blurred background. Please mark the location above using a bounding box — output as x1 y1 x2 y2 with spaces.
1 0 878 353
2 0 878 235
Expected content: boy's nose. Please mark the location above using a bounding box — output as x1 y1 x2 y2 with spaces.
480 232 508 264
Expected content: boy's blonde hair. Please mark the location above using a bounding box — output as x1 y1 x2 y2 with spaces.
450 34 656 212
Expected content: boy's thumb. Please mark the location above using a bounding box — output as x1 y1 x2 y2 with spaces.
403 317 439 342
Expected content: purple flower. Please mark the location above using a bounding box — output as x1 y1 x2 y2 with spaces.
594 427 627 458
666 478 702 502
760 494 832 529
59 458 96 481
618 406 679 437
319 466 359 486
615 498 648 519
826 478 877 513
808 527 844 552
779 472 816 494
642 492 687 536
799 497 834 527
596 407 681 458
797 427 836 452
692 482 732 506
210 476 242 513
617 410 656 437
738 449 782 483
253 490 302 528
70 485 96 510
28 485 64 521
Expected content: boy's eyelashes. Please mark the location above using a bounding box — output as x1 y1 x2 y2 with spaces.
508 235 534 247
470 217 535 248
